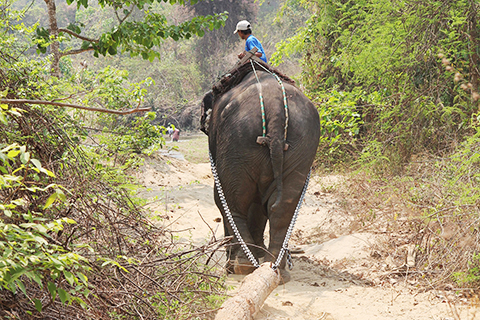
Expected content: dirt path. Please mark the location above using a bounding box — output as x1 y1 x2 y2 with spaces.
136 135 478 320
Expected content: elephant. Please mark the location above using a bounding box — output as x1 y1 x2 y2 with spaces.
200 62 320 282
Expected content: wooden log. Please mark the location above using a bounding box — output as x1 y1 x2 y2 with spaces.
215 262 280 320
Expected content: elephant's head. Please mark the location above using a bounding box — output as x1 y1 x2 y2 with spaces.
200 90 214 135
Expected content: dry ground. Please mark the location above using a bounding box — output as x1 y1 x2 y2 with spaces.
135 134 479 320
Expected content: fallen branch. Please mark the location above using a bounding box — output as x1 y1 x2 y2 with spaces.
1 99 150 114
215 262 280 320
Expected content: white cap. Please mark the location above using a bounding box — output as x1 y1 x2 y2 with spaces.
234 20 251 34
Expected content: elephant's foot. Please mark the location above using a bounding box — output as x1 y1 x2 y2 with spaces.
233 256 256 275
278 268 291 284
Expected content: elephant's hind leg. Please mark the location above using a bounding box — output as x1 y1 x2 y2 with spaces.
265 172 308 283
214 184 258 275
247 201 268 259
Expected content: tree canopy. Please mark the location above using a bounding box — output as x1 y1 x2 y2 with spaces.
34 0 228 75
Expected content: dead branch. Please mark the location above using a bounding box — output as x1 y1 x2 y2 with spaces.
1 99 151 114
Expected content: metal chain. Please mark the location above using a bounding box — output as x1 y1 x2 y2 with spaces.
272 170 311 270
209 152 311 271
209 152 260 268
286 249 293 270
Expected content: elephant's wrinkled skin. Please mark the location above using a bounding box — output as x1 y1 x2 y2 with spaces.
201 69 320 282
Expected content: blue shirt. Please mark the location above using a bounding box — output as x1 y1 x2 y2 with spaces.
245 35 267 63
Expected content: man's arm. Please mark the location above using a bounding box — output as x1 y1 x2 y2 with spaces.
238 51 262 59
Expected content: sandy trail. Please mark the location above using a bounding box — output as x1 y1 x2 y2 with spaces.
136 135 478 320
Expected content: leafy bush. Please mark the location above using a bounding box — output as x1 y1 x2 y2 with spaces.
272 0 480 290
0 103 91 315
274 0 479 170
453 254 480 287
1 4 226 318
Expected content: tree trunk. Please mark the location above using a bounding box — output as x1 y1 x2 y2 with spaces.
215 263 280 320
45 0 60 77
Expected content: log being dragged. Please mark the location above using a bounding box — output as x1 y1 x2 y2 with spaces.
215 262 280 320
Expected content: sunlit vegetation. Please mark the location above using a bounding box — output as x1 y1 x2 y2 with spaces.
273 0 480 290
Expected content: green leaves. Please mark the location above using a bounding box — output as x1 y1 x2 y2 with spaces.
0 104 8 125
58 288 69 303
44 188 66 209
34 298 42 312
281 0 480 170
0 107 89 311
34 0 228 63
0 213 91 309
66 23 82 35
0 102 25 127
34 27 50 54
47 281 57 300
1 143 56 184
89 11 228 61
314 88 371 163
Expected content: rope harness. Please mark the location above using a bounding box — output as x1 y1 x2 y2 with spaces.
209 58 310 271
250 59 289 142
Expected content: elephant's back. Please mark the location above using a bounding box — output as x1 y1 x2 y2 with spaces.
210 70 319 169
211 71 319 149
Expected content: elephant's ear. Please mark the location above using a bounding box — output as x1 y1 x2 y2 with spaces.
200 90 214 135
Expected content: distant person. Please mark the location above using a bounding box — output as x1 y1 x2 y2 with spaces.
167 125 174 138
172 128 180 142
234 20 267 63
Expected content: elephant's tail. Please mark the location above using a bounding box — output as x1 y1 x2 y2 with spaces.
254 76 289 211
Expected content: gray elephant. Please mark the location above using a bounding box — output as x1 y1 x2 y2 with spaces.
200 62 320 282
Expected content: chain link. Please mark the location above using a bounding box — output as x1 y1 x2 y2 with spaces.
209 152 260 268
209 152 311 271
272 170 311 270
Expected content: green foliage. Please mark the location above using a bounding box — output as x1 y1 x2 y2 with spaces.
67 65 168 176
441 123 480 206
100 37 203 115
0 1 38 51
77 65 155 113
96 111 166 158
33 0 228 62
0 107 91 312
272 1 480 289
453 253 480 286
314 88 368 165
274 0 480 170
0 1 237 317
0 214 91 309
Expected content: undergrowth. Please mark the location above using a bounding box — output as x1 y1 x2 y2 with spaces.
285 0 480 293
0 13 227 317
333 135 480 291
